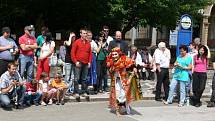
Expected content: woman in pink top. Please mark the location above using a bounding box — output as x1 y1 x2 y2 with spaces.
191 45 208 107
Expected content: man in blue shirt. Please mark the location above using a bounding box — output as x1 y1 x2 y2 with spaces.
0 63 26 109
0 27 19 76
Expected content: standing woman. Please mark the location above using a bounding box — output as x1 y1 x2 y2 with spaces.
36 32 55 80
164 45 192 106
191 45 208 107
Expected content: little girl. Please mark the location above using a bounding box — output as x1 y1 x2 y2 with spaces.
38 72 56 106
50 73 68 105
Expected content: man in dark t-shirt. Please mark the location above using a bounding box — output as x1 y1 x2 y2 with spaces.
207 57 215 107
64 32 76 93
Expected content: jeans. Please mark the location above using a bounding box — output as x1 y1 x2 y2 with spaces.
74 62 89 94
24 92 42 104
0 85 26 106
19 54 34 82
167 79 186 104
0 94 11 106
64 63 75 93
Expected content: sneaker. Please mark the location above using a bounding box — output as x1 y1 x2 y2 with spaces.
75 95 81 102
155 98 162 102
85 95 90 102
207 102 215 107
81 93 88 97
41 101 47 106
18 104 26 109
26 101 31 106
195 103 202 107
163 100 171 105
48 99 53 105
56 102 60 105
178 103 184 107
34 102 39 106
60 100 65 105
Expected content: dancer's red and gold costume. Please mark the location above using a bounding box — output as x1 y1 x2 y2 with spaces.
106 47 142 115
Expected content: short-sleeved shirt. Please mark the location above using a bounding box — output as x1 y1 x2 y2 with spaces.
40 41 55 58
50 79 66 88
36 35 45 57
19 34 36 56
154 48 171 68
173 55 192 82
90 40 98 54
0 71 22 90
39 80 49 92
193 55 207 72
0 36 18 60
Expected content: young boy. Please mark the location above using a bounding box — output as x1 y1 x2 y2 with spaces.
50 73 68 105
24 80 42 106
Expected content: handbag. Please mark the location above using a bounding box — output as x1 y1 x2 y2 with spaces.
49 53 58 66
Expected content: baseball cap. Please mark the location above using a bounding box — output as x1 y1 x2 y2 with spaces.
158 42 166 48
24 25 33 31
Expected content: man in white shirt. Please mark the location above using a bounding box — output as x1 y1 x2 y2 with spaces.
154 42 171 101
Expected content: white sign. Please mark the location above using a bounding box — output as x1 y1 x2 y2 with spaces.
180 16 192 29
56 33 61 40
169 30 178 46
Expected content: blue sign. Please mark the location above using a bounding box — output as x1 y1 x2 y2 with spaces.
176 14 192 56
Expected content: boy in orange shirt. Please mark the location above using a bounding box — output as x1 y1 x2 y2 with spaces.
50 73 68 105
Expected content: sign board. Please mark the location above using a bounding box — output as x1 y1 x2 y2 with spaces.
169 29 178 46
176 14 192 56
56 33 61 40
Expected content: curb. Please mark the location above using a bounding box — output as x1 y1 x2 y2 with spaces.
64 94 211 102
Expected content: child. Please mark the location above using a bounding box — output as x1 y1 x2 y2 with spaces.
50 73 68 105
38 72 56 106
24 80 42 106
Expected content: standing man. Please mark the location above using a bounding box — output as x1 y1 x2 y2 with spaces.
154 42 171 101
87 30 98 90
71 28 92 101
19 26 38 82
102 25 113 47
36 26 49 60
0 27 19 76
64 32 76 94
207 56 215 107
108 31 128 55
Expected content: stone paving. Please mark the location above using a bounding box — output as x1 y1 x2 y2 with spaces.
48 67 214 102
65 70 214 102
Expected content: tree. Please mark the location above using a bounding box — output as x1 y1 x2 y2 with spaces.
108 0 214 38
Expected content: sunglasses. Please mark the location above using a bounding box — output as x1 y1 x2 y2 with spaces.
103 29 109 32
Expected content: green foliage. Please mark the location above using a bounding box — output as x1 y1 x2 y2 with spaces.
0 0 214 38
108 0 214 35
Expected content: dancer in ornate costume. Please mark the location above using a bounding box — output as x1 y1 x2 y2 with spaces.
106 47 142 116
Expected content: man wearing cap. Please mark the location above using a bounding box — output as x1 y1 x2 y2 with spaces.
19 26 38 82
0 27 19 76
153 42 171 101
